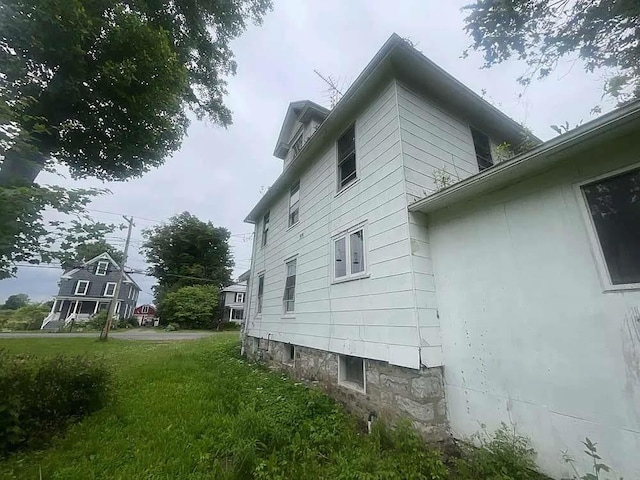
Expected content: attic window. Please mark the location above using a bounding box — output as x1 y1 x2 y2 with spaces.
292 132 304 157
95 261 109 276
471 127 493 171
337 124 357 190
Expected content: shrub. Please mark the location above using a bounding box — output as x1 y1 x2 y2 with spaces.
218 321 241 331
454 422 544 480
0 350 111 456
86 311 108 331
165 323 180 331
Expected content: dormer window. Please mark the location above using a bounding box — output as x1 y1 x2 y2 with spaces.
95 261 109 276
337 124 357 190
292 132 304 158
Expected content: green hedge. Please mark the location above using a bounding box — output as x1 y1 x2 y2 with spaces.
0 350 111 456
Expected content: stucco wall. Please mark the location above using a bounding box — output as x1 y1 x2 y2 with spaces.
428 133 640 479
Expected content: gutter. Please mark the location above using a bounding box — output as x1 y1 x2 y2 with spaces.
408 99 640 214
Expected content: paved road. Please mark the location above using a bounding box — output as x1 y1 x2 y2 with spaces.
0 330 217 341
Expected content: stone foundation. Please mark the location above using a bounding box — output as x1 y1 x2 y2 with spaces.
243 335 448 440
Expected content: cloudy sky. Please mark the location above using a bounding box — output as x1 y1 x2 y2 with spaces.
0 0 615 305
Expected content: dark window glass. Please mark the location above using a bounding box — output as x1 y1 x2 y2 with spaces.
289 182 300 227
471 127 493 171
350 230 365 274
338 125 357 189
582 168 640 285
288 343 295 360
335 237 347 278
257 275 265 313
283 260 297 312
262 211 270 247
344 355 364 388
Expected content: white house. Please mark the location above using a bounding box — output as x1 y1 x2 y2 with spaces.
241 34 640 479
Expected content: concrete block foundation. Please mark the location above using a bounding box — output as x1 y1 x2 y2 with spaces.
243 335 448 440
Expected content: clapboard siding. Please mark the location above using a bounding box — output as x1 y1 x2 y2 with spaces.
246 80 423 368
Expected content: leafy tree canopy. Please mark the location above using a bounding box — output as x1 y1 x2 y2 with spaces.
70 239 124 267
142 211 233 308
0 0 273 185
161 284 219 329
2 293 29 310
463 0 640 102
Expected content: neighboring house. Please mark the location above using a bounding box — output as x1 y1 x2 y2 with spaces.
241 34 640 479
133 304 157 326
42 252 140 329
220 282 247 323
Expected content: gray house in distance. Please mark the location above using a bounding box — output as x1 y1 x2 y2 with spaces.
42 252 140 329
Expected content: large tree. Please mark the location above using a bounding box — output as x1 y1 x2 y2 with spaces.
2 293 29 310
70 239 125 267
463 0 640 102
142 212 233 308
0 0 272 185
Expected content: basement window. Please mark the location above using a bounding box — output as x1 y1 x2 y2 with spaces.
581 166 640 286
337 124 357 190
471 127 493 171
339 355 365 392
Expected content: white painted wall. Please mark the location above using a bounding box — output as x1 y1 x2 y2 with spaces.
428 135 640 479
246 80 428 368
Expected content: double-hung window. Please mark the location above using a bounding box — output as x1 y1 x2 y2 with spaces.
581 166 640 287
75 280 90 296
257 274 265 314
289 181 300 227
471 127 493 172
141 305 149 314
235 292 245 303
337 124 357 190
95 261 109 276
283 259 297 313
262 211 270 247
104 282 117 297
334 225 366 281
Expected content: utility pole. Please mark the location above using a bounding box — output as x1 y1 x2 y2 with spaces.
101 216 134 341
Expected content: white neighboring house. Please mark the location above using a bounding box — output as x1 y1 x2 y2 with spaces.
220 282 247 323
241 34 640 479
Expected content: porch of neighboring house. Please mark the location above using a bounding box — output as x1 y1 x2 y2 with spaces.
41 297 121 329
224 303 244 323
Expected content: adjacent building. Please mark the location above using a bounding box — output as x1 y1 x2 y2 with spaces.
133 304 157 326
42 252 140 329
241 34 640 479
220 282 247 323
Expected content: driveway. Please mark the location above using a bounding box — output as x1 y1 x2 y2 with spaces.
0 330 217 341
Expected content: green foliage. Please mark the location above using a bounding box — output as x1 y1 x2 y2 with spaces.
454 422 544 480
161 285 219 329
463 1 640 103
70 240 124 267
86 311 108 331
1 293 29 310
0 303 49 330
142 211 233 310
562 438 621 480
0 349 111 456
0 0 272 184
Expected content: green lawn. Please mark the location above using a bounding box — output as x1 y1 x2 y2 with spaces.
0 334 542 480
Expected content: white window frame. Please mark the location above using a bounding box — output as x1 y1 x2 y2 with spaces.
256 273 265 315
338 355 366 393
575 162 640 292
235 292 245 303
331 223 368 284
288 181 300 227
262 211 270 247
336 123 357 192
75 280 90 296
141 305 149 314
104 282 117 297
95 260 109 276
282 257 297 314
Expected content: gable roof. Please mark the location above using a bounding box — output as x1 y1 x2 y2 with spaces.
222 283 247 293
274 100 330 159
61 252 142 290
245 33 538 223
408 99 640 215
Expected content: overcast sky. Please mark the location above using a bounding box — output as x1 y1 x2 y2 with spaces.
0 0 615 305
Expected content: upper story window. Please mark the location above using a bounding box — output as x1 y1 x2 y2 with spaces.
334 225 366 281
471 127 493 172
104 282 117 297
95 261 109 276
289 181 300 227
262 211 270 247
581 166 640 286
75 280 90 296
257 274 265 314
283 259 297 313
141 305 149 314
292 132 304 158
337 124 357 190
235 292 245 303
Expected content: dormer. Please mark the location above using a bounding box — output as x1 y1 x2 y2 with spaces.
274 100 329 169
